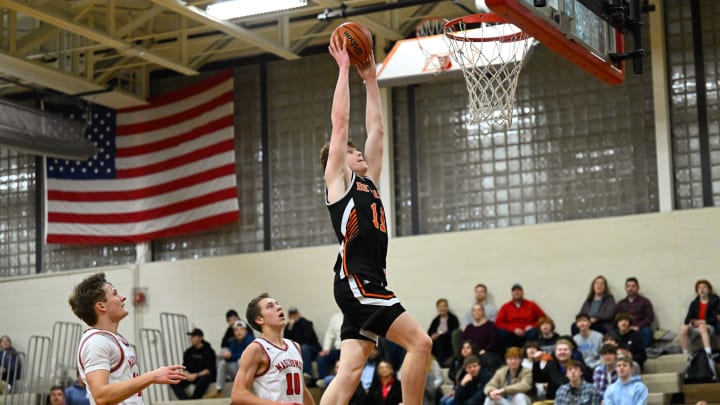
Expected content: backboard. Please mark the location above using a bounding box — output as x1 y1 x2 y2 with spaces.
377 31 536 88
485 0 625 85
376 33 459 88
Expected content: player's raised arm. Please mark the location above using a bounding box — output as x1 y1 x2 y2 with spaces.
356 51 384 183
325 37 352 203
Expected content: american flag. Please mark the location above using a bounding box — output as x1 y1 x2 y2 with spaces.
46 70 239 244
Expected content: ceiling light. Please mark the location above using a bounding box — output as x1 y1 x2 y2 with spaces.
206 0 307 20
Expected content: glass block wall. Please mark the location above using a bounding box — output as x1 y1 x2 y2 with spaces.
0 149 36 276
393 41 658 236
667 0 720 208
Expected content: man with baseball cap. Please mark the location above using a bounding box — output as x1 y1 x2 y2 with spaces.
171 328 216 400
495 283 547 350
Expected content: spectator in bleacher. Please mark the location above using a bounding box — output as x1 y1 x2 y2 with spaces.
363 360 402 405
220 309 254 350
614 313 646 370
532 338 592 401
0 335 21 391
463 303 498 356
171 328 216 400
421 355 445 405
592 344 618 398
553 359 600 405
573 313 603 369
495 284 545 350
428 298 461 367
615 277 655 348
221 309 239 348
64 371 90 405
463 284 498 328
601 333 641 375
679 279 719 357
536 316 560 354
49 385 66 405
483 347 532 405
573 276 616 335
358 345 383 395
206 320 254 398
445 355 491 405
284 306 321 381
602 350 648 405
316 312 342 381
443 340 478 403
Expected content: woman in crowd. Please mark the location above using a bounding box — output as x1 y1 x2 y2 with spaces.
364 360 402 405
575 276 616 334
428 298 461 367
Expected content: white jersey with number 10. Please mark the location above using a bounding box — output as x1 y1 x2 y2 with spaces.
252 338 304 403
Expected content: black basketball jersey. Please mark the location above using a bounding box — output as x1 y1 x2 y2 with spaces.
327 172 388 284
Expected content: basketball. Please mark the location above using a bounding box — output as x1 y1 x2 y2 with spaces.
331 22 373 66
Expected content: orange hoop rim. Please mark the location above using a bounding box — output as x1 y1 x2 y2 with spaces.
443 13 531 43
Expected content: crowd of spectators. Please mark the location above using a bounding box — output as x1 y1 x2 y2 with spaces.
3 276 719 405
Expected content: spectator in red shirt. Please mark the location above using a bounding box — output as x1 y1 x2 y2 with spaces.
679 279 720 357
495 283 546 351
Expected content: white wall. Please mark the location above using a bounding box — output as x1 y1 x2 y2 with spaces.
2 207 719 358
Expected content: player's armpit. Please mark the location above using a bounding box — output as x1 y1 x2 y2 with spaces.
231 343 272 405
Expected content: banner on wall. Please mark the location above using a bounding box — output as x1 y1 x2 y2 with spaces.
45 70 240 244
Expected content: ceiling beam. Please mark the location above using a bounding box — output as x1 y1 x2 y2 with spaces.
312 0 403 41
0 0 198 76
114 5 165 39
149 0 301 60
17 0 97 56
0 49 147 108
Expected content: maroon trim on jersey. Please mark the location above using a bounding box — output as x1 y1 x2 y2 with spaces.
257 337 289 352
252 340 273 378
78 329 125 373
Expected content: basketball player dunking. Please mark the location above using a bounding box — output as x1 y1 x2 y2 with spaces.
68 273 186 405
230 293 314 405
318 38 432 405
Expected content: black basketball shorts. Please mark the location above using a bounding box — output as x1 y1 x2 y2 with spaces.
333 273 406 343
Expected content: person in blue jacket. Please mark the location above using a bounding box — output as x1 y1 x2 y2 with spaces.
602 349 648 405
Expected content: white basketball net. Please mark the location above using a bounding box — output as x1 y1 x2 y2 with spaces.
416 17 451 75
443 15 534 127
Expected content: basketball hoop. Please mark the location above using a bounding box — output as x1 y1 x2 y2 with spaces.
443 13 534 127
416 16 452 75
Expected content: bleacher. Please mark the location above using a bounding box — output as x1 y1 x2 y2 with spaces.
4 314 720 405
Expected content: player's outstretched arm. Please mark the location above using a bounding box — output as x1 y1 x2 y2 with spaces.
325 37 352 203
85 365 185 405
356 51 384 183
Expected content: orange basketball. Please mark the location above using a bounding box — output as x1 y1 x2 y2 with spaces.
331 22 373 66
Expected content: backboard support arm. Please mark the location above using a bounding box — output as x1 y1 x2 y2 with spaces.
572 0 654 74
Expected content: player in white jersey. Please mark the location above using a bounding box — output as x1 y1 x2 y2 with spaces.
231 293 315 405
69 273 186 405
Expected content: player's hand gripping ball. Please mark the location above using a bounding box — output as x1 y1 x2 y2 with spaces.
331 22 374 66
